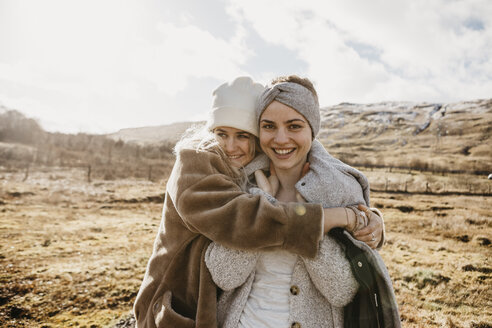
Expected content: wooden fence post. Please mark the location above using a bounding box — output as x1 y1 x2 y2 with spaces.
22 164 30 182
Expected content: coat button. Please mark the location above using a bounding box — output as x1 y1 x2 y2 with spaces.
358 261 363 267
301 182 306 186
290 285 299 295
294 204 306 216
291 322 301 328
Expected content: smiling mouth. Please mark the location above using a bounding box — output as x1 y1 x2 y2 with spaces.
228 155 242 159
273 148 295 155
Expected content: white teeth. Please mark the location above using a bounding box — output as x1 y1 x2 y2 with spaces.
229 155 241 159
274 148 294 155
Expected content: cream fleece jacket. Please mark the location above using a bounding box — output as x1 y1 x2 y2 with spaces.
205 141 374 327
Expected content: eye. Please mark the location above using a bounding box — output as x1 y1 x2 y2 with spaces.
215 132 227 138
238 134 250 139
289 124 303 130
261 123 274 130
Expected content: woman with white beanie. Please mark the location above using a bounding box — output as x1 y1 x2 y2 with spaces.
133 76 381 328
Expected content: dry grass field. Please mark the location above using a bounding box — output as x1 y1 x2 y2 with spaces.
1 99 490 327
0 165 490 328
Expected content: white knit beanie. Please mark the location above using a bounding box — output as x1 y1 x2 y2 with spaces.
207 76 265 137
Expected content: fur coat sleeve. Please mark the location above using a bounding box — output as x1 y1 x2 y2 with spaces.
167 148 325 257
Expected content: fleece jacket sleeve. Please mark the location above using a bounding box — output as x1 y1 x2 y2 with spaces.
302 235 359 307
205 242 259 291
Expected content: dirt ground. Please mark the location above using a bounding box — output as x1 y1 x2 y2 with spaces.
0 167 490 327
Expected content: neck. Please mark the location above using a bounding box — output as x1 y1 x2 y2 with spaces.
274 157 307 201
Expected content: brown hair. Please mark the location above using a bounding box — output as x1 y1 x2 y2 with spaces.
270 75 319 103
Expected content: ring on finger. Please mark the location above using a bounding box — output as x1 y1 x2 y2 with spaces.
371 232 376 241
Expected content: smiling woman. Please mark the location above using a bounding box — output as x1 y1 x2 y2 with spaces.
206 75 264 169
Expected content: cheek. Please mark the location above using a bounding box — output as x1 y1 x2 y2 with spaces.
258 132 270 149
259 140 269 154
239 140 251 154
215 136 225 148
297 134 312 152
241 141 255 163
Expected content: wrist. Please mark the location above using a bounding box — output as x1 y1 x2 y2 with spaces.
322 214 327 234
345 207 357 231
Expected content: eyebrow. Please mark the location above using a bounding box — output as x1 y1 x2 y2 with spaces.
286 119 306 124
215 128 249 136
260 118 306 124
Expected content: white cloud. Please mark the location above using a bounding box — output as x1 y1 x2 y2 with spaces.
132 21 250 96
1 0 490 133
0 0 252 133
228 0 492 104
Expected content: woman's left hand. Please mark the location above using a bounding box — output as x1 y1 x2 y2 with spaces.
353 204 383 249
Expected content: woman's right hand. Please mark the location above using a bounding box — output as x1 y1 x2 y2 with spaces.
353 204 384 249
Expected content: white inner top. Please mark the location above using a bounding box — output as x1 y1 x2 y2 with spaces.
238 249 297 328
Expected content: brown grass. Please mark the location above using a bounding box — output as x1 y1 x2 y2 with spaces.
0 168 164 327
0 165 491 328
373 191 491 327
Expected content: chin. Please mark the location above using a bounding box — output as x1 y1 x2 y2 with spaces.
232 160 246 168
271 161 294 170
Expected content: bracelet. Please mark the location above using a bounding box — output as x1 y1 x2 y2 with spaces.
347 205 368 232
345 206 357 232
344 207 349 229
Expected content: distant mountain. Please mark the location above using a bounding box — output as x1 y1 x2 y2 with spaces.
104 98 491 173
0 108 176 180
317 99 491 173
2 99 490 174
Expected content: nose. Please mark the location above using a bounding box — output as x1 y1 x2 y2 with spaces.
224 138 236 152
273 127 289 144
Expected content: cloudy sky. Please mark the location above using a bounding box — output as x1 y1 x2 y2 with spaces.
1 0 491 134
